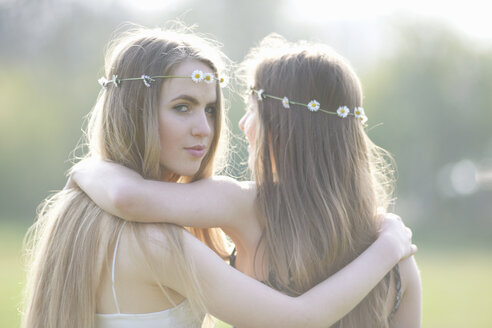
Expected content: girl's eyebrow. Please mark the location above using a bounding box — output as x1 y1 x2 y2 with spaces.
170 94 199 104
169 94 217 106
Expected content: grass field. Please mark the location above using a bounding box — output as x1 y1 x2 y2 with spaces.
1 223 491 328
0 223 25 328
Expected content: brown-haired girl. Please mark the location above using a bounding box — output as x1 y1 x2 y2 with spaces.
67 32 419 327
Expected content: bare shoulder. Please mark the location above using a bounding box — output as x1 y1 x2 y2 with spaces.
222 177 256 202
203 176 257 220
205 176 256 195
124 223 208 290
125 222 217 263
123 223 184 265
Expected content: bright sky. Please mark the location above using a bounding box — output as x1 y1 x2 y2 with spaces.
286 0 492 43
120 0 492 45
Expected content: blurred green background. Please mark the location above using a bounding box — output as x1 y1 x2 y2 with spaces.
1 0 491 327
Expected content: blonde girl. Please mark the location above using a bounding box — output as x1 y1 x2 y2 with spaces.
60 30 417 328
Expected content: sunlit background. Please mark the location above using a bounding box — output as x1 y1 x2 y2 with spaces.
1 0 491 327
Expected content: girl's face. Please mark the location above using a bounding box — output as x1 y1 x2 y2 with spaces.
158 60 217 180
239 96 258 167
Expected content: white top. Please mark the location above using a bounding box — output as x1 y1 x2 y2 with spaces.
95 222 203 328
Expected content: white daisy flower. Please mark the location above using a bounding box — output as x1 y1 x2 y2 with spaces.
282 97 290 108
337 106 349 118
141 75 153 87
360 115 368 124
111 74 119 87
191 70 204 83
257 89 265 100
203 73 214 84
218 76 228 88
307 100 320 112
354 106 365 118
98 77 108 88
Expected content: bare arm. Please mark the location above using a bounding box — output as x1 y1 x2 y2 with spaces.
71 159 418 326
70 159 253 229
152 222 416 328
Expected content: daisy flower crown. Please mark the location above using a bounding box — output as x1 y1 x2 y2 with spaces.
98 69 228 89
251 88 368 124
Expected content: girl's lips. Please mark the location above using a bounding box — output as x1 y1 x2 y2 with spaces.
185 146 206 158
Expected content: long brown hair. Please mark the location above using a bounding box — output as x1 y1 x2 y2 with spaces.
242 34 395 327
22 24 230 328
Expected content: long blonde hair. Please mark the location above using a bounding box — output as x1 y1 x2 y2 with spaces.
242 35 395 327
22 25 230 328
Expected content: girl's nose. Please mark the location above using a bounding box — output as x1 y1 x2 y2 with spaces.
192 112 212 137
239 113 247 131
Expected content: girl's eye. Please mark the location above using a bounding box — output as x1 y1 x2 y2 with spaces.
205 106 217 115
173 104 189 113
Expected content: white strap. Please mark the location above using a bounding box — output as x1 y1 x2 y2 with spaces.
111 221 127 314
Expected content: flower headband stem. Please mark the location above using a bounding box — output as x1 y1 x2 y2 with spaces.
123 75 187 80
251 88 368 124
98 70 227 88
260 94 338 116
119 75 190 84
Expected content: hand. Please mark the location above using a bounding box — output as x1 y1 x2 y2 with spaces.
67 158 142 217
65 157 101 188
64 158 97 190
378 212 417 261
68 158 147 219
70 158 141 190
65 158 100 189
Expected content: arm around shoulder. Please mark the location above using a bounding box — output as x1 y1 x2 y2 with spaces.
151 227 409 328
146 226 311 327
71 159 255 228
119 176 256 229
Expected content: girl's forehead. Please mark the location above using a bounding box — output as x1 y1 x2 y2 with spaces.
160 61 217 104
161 80 217 105
171 59 212 76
